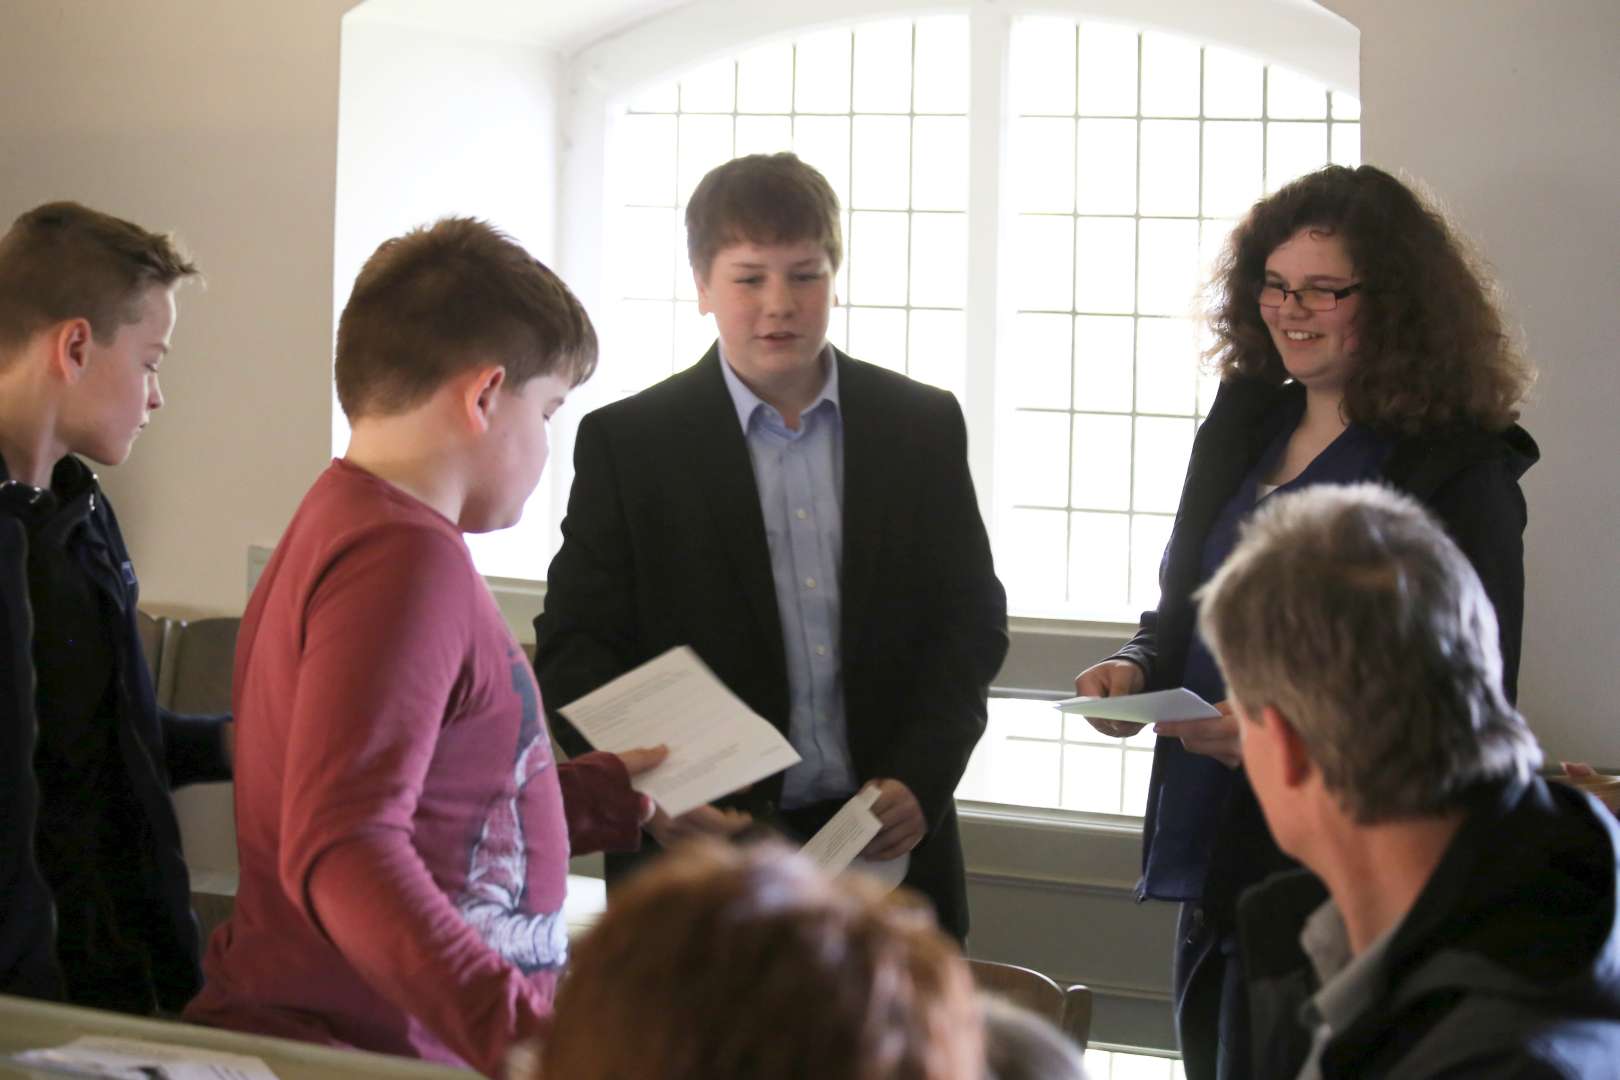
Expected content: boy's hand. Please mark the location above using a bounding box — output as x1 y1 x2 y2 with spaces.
616 745 668 825
860 779 925 860
645 804 753 846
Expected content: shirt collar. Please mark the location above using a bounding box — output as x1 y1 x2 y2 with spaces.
718 343 840 434
1298 899 1401 1035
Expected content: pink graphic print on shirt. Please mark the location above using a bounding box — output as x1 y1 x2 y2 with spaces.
453 652 568 974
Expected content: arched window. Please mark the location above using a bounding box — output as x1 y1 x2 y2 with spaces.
582 9 1358 819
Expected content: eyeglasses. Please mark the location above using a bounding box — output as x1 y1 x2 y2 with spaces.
1256 282 1363 312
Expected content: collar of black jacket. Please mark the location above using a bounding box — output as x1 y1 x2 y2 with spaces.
0 455 99 543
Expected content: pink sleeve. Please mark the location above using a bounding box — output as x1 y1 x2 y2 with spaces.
277 526 543 1076
557 751 644 855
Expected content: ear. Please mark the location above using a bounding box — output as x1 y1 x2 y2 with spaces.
461 364 508 433
694 266 713 316
49 319 94 384
1262 705 1314 790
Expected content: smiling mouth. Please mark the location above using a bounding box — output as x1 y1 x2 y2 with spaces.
1283 330 1323 342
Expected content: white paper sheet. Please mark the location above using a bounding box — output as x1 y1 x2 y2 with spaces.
846 851 909 893
800 785 884 876
10 1036 278 1079
558 646 801 818
1053 687 1221 725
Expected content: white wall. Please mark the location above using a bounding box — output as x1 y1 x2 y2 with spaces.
1322 0 1620 764
0 0 355 615
334 12 566 574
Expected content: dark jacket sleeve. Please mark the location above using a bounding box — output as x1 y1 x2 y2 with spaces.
882 394 1008 829
1422 456 1527 702
160 708 232 787
533 412 642 759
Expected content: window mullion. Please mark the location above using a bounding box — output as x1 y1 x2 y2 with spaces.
964 0 1009 525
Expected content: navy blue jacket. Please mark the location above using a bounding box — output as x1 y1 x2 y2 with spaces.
0 456 230 1010
1117 377 1540 918
1240 778 1620 1079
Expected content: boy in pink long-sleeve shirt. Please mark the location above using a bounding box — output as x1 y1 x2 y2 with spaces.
185 219 662 1076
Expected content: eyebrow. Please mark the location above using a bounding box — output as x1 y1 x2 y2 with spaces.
726 258 825 270
1262 271 1355 285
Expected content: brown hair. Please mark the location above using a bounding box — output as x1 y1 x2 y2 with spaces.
1197 484 1540 823
1205 165 1534 435
540 840 983 1080
0 201 198 353
685 153 843 277
334 217 596 419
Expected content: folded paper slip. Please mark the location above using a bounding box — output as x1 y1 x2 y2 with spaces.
1053 687 1221 725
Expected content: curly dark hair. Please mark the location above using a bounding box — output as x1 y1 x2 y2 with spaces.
1205 165 1534 435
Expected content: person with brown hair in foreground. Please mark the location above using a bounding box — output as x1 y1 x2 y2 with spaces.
533 840 983 1080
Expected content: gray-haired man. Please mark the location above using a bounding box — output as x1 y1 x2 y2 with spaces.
1198 483 1620 1079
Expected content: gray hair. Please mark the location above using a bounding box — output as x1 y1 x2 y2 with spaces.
1196 483 1539 823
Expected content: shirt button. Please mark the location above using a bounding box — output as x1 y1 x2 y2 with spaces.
804 577 817 589
796 508 809 521
816 644 828 657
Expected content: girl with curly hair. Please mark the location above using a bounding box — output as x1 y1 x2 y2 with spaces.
1071 164 1538 1080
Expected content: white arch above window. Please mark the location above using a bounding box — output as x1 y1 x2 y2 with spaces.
568 0 1357 103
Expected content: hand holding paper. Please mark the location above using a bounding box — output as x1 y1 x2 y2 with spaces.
1054 687 1221 726
558 646 800 818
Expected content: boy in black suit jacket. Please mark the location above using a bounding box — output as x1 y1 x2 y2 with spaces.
535 153 1007 938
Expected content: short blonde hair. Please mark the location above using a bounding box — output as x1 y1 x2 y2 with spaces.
1197 484 1540 822
541 840 983 1080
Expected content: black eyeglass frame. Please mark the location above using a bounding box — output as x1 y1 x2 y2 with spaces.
1255 281 1364 311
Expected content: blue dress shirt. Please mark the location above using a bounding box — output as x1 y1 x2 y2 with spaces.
719 347 858 809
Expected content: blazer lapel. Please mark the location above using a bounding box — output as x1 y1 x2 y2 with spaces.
835 351 890 660
680 347 787 668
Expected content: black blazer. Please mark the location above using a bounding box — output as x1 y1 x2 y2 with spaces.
535 346 1008 937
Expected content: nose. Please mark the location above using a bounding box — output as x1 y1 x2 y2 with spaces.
763 274 796 316
148 374 164 412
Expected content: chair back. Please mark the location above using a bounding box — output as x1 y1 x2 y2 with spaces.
163 616 239 714
967 958 1093 1052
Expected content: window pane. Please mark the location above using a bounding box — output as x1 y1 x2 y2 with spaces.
1331 91 1362 120
1007 410 1069 507
999 507 1068 608
1077 21 1138 115
1136 317 1198 416
1331 122 1361 167
736 42 792 113
735 114 793 157
1011 17 1076 116
851 115 911 210
995 697 1063 739
1139 32 1199 117
610 299 675 394
958 724 1060 806
848 211 909 306
1074 118 1135 214
846 306 907 372
1266 121 1328 193
1073 315 1135 412
679 58 735 112
795 29 853 113
1123 747 1155 816
794 115 852 208
1139 119 1200 216
908 309 967 400
1137 218 1200 317
619 114 676 206
677 114 733 203
1075 217 1136 314
1133 416 1196 512
1204 46 1263 118
853 20 912 112
826 306 849 351
1130 512 1175 613
910 213 966 308
674 301 713 366
1202 121 1264 217
1015 117 1077 214
1199 218 1236 294
627 81 677 113
1069 510 1129 614
617 207 678 299
913 17 968 113
1062 743 1125 813
1071 413 1132 510
1010 313 1072 409
1267 64 1328 118
912 116 968 211
1012 215 1073 312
